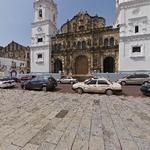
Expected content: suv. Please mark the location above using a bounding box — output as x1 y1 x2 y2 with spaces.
118 74 150 85
22 75 57 91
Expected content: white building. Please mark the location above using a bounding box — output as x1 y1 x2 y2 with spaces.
0 57 26 77
31 0 57 73
115 0 150 72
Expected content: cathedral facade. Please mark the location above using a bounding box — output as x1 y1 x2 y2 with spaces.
51 11 119 75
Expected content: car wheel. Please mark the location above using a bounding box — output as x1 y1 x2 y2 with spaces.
121 81 126 86
76 88 83 94
42 86 47 92
23 85 26 90
106 89 113 96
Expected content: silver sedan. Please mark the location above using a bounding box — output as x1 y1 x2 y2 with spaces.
59 76 77 84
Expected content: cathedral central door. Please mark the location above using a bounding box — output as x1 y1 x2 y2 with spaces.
75 55 88 74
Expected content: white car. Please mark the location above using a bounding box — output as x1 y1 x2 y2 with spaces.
0 78 16 88
72 77 122 95
59 76 77 84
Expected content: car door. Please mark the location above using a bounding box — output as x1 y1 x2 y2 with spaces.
126 75 137 84
84 80 97 93
29 78 40 89
62 77 67 83
137 74 149 84
36 77 47 89
97 80 110 93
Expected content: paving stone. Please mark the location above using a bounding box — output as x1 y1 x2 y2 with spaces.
21 143 39 150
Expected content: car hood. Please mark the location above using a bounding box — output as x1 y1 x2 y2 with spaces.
112 82 121 86
72 82 85 87
117 78 126 82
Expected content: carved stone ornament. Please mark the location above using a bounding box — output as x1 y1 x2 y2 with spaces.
132 7 140 15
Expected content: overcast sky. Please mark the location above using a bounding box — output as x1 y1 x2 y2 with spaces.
0 0 115 46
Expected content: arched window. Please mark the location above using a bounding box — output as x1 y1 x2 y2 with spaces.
99 37 103 45
77 41 82 49
67 41 70 48
104 38 109 47
110 37 114 47
88 39 91 46
82 41 86 49
39 9 42 18
79 26 85 31
73 23 77 31
73 42 76 48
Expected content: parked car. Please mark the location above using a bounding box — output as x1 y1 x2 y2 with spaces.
72 77 122 95
0 77 16 88
140 82 150 96
118 74 150 85
3 76 18 82
59 76 77 84
21 75 57 91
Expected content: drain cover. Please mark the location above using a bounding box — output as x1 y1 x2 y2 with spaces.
55 110 68 118
94 100 100 105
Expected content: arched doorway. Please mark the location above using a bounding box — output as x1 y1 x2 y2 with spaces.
75 55 88 74
20 70 24 74
103 57 115 73
54 60 62 73
11 70 17 77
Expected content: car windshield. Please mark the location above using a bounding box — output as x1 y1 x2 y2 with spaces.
84 79 91 84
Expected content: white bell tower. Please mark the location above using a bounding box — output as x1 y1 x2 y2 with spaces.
31 0 57 73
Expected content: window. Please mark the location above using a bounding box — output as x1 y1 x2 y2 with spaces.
37 53 43 59
36 53 44 63
104 38 109 47
127 75 135 79
132 46 141 53
88 80 97 85
27 61 30 67
38 38 43 43
82 41 86 49
39 9 42 18
110 37 114 47
73 42 76 48
88 39 91 46
98 80 109 85
135 26 139 33
27 53 30 59
79 26 85 31
53 14 55 22
99 38 103 45
135 74 149 78
77 41 82 49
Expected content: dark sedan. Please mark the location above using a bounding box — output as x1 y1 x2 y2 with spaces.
140 82 150 96
22 75 57 91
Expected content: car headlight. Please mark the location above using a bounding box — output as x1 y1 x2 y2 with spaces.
148 88 150 91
